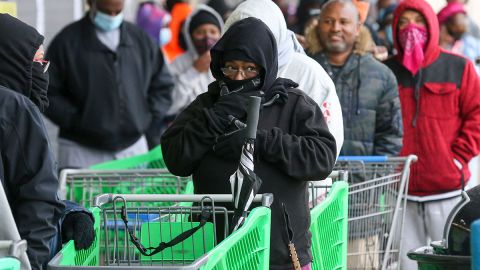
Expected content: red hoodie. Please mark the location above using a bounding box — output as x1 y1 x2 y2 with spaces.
385 0 480 196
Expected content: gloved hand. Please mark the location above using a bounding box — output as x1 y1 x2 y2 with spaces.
62 212 95 250
213 91 260 120
263 78 298 105
213 127 247 160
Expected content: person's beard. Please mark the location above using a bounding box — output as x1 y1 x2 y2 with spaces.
324 40 348 53
447 27 465 41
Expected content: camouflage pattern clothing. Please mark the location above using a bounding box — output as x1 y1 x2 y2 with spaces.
310 51 403 156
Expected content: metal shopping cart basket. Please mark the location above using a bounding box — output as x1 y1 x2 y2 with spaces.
309 171 349 270
90 146 166 170
58 169 193 207
334 155 417 270
48 193 272 270
0 179 30 270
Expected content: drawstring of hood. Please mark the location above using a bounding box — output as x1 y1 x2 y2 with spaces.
412 69 423 127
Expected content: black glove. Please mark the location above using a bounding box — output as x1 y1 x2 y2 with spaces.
205 90 262 134
213 91 259 120
213 127 247 160
62 212 95 250
263 78 298 106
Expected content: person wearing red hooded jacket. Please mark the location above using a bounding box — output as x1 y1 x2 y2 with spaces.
384 0 480 268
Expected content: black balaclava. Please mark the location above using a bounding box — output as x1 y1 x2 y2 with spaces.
0 14 49 111
210 17 278 95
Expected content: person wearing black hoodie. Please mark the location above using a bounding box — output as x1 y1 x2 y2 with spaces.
0 14 94 270
161 17 336 269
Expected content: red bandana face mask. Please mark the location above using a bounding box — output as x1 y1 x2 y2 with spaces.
398 24 428 75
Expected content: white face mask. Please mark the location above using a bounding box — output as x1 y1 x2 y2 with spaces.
93 10 124 32
159 28 172 46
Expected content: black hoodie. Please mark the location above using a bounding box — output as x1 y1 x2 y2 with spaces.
161 17 336 269
0 14 65 270
0 13 48 109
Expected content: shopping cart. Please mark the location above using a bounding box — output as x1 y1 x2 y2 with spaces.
48 193 272 270
90 146 166 170
58 169 193 208
0 179 30 270
334 155 417 270
309 171 349 270
0 241 26 270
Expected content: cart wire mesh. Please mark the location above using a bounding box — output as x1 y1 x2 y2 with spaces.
58 169 193 207
334 155 417 270
49 193 272 270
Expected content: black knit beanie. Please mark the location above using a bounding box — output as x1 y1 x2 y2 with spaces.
189 10 221 34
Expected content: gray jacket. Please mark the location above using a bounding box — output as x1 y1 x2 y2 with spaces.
312 52 403 156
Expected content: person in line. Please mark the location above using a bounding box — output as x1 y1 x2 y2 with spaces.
164 0 192 62
306 0 402 157
445 0 480 39
438 1 480 74
161 17 336 270
224 0 344 156
166 5 223 121
45 0 174 168
0 14 94 270
384 0 480 268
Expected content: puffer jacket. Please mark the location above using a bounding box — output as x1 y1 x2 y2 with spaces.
309 27 403 156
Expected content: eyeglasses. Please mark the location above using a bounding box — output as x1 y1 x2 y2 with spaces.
33 59 50 73
221 66 259 78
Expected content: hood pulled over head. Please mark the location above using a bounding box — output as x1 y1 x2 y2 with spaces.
0 14 44 98
392 0 441 69
210 17 278 93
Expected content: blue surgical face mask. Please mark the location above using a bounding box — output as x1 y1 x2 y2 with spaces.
385 24 393 45
159 28 171 46
93 10 124 32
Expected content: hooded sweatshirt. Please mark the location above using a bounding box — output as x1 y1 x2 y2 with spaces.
0 14 65 270
161 17 336 269
385 0 480 197
224 0 344 157
0 13 48 110
167 5 223 117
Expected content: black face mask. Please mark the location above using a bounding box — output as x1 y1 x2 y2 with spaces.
220 76 262 96
31 62 49 112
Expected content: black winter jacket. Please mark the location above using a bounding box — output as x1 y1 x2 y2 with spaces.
45 16 174 151
161 85 336 269
0 86 64 270
163 17 336 269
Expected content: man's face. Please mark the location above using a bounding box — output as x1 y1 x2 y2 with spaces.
316 2 360 54
191 24 221 41
446 13 468 40
398 9 427 30
93 0 124 16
